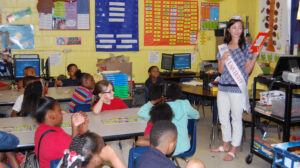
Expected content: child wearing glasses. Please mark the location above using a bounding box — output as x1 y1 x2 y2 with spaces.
92 80 131 166
92 80 127 114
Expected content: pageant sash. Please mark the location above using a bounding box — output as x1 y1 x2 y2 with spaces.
218 44 250 112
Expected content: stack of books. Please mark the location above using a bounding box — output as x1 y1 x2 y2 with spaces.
103 73 129 98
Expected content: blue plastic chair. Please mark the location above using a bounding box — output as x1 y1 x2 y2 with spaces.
128 146 150 168
73 104 91 113
50 158 61 168
172 119 197 164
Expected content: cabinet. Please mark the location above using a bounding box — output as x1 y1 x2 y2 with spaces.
246 76 300 164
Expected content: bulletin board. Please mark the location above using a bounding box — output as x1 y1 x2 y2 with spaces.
144 0 199 46
39 0 90 30
259 0 289 54
200 2 219 30
95 0 139 51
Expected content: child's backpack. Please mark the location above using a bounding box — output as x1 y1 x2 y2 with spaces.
22 129 55 168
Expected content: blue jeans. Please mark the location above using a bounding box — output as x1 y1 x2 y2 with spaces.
0 132 19 150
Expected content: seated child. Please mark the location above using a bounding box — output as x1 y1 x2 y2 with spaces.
147 84 165 105
53 64 79 87
136 103 173 146
145 66 164 102
59 132 126 168
92 80 132 166
20 81 43 117
17 66 37 90
92 80 127 114
69 71 95 113
138 120 178 168
138 82 200 154
11 76 38 117
0 131 20 168
34 97 88 168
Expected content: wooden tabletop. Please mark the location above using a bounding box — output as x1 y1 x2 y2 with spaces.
0 108 146 149
181 84 263 99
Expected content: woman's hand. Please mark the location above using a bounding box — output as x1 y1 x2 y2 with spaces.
253 46 263 59
221 51 231 62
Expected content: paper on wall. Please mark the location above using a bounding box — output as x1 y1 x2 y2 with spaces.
149 51 159 63
49 53 62 66
190 52 196 63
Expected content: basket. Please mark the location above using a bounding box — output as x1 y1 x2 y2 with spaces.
272 141 300 168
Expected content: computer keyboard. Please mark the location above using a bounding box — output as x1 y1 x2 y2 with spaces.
173 71 196 76
160 72 171 76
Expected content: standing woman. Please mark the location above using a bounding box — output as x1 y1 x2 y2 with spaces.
211 18 261 161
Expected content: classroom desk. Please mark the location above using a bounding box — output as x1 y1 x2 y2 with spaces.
0 108 146 150
160 72 200 82
181 84 263 148
0 86 76 106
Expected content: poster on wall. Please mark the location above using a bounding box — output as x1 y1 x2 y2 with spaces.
0 24 34 49
39 0 90 30
259 0 290 54
200 2 219 30
95 0 139 51
144 0 199 46
56 37 81 45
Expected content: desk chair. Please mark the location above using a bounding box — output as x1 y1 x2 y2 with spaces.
128 146 150 168
172 119 197 165
50 159 61 168
73 104 91 113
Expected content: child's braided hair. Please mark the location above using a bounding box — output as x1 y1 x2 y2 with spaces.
60 132 104 168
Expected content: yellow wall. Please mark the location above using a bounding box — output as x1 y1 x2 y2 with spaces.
1 0 261 83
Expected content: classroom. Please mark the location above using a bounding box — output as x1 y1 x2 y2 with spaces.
0 0 299 167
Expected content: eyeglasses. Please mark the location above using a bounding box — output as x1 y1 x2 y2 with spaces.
102 90 114 94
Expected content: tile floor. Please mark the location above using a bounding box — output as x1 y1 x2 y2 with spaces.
175 106 271 168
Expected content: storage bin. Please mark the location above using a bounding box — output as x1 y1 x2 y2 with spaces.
272 141 300 168
260 90 285 105
272 98 300 118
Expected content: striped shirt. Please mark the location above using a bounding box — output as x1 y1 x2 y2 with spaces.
69 86 92 113
217 43 253 93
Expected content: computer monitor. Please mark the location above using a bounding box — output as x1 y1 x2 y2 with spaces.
273 56 300 79
161 53 173 71
173 53 191 70
14 54 40 78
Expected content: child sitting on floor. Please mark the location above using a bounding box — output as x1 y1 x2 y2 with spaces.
69 71 95 113
138 82 200 154
59 132 125 168
136 103 173 146
138 120 178 168
34 97 88 168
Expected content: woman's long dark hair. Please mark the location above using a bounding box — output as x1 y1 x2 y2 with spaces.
224 19 246 51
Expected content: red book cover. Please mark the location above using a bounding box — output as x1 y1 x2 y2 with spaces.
249 32 269 53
